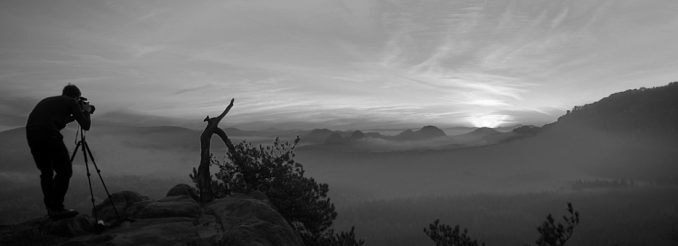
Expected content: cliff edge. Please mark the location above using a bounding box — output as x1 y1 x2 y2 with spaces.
0 184 304 246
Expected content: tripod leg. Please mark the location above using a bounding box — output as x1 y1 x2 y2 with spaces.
80 139 99 222
69 141 82 163
83 140 121 219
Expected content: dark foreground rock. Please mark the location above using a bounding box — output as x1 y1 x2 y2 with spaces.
0 184 304 246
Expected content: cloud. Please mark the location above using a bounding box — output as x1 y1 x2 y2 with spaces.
173 84 214 95
0 96 39 129
467 114 512 128
464 99 509 107
130 45 169 58
1 0 678 129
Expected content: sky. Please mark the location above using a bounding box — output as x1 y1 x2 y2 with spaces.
1 0 678 130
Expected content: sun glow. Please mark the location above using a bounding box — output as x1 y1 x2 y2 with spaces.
467 114 510 128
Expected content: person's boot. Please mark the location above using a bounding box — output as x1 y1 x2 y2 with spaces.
48 208 79 220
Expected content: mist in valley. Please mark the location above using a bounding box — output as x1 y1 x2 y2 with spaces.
2 1 678 245
2 96 678 245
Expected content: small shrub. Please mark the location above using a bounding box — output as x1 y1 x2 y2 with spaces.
534 203 580 246
321 226 365 246
425 203 580 246
424 219 485 246
193 137 363 246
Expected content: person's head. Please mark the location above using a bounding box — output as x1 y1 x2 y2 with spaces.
62 84 81 99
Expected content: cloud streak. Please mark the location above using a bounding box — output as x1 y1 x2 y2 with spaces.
1 0 677 129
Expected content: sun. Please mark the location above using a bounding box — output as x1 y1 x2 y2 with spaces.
467 114 509 128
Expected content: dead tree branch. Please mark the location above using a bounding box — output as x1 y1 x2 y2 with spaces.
198 98 235 203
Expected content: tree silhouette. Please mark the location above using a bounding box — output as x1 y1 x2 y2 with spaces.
194 98 236 203
534 203 580 246
424 219 485 246
425 203 580 246
197 137 363 246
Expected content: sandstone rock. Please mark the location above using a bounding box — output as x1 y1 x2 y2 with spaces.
94 190 201 221
1 185 304 246
166 184 199 201
64 217 218 246
49 214 95 237
229 190 269 202
136 195 201 219
0 214 95 246
207 196 304 246
94 191 150 222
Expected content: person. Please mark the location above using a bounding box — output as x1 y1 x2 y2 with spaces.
26 84 93 219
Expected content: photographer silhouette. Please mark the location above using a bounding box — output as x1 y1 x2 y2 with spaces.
26 84 93 219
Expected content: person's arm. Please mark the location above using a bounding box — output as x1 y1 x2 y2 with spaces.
69 99 91 130
66 114 75 123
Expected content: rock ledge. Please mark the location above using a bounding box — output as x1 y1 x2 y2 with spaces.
0 184 304 246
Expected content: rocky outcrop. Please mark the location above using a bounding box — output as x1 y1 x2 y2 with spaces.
166 183 199 201
206 196 303 245
0 214 94 246
0 184 304 246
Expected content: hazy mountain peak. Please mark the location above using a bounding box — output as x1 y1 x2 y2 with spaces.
471 127 500 134
396 125 446 140
512 125 541 136
419 125 447 137
303 128 336 143
323 132 348 145
350 130 365 139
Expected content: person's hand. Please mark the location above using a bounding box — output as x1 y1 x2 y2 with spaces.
82 104 93 114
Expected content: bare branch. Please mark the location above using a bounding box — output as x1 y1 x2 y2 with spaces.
197 98 235 203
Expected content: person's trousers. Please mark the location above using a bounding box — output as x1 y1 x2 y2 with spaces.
26 128 72 210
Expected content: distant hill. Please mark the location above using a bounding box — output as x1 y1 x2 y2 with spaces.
549 82 678 135
298 126 455 151
223 127 306 138
323 132 349 145
223 127 254 136
309 125 448 146
458 127 501 138
519 82 678 180
0 127 33 172
304 129 335 143
322 130 377 145
451 127 521 146
350 130 366 140
501 82 678 141
0 124 284 175
0 125 203 173
512 125 540 136
394 125 446 141
304 129 385 145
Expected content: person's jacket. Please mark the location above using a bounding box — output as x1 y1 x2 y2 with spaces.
26 95 91 132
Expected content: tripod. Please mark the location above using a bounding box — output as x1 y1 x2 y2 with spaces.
69 127 121 225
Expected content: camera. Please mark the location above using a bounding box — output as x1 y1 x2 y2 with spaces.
78 97 96 114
